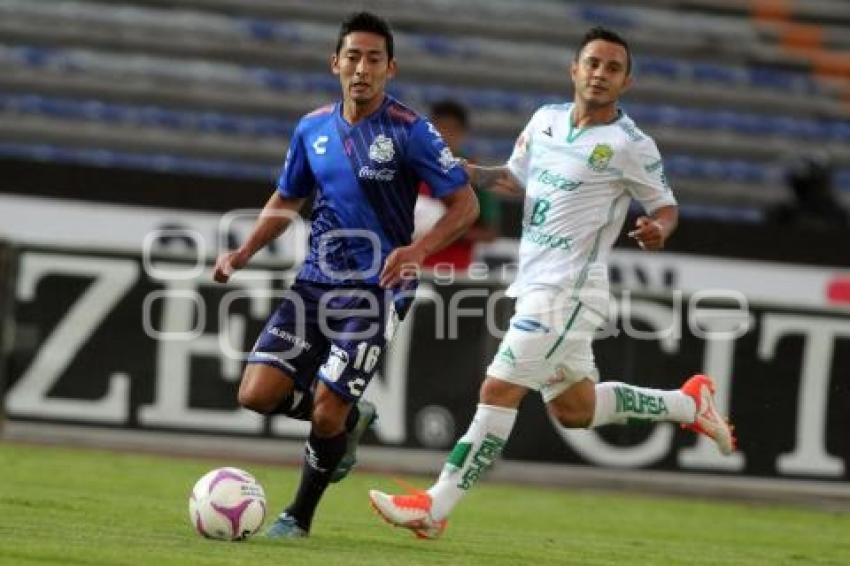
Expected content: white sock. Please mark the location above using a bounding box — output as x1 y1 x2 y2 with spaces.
427 403 517 521
590 381 696 427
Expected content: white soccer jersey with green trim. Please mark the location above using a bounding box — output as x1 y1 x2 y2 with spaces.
505 102 677 298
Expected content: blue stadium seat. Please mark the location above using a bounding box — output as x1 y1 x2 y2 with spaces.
241 19 302 42
0 92 295 138
576 6 637 29
636 57 681 80
692 63 740 85
0 142 275 180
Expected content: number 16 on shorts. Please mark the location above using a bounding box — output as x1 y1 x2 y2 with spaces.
319 341 383 399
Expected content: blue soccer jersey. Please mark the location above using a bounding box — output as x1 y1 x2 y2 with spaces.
277 96 468 285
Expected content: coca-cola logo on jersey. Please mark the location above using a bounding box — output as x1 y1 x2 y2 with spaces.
358 166 396 181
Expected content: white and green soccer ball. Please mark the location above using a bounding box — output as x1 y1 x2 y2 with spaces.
188 467 266 541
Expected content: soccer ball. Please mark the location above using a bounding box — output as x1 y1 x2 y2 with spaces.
188 467 266 541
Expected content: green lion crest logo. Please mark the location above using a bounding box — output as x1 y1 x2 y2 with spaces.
588 143 614 172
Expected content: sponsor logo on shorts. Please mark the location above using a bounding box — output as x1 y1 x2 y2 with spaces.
266 326 311 351
511 317 550 333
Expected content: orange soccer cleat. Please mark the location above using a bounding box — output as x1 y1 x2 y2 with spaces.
680 374 737 455
368 482 447 540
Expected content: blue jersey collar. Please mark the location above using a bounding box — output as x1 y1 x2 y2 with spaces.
336 95 393 128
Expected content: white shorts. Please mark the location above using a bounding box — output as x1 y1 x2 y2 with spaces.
486 287 606 402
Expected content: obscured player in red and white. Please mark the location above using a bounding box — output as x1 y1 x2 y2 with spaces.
414 100 499 269
369 27 735 539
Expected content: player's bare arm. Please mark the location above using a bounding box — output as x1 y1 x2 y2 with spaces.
628 205 678 251
213 193 305 283
379 184 479 288
466 163 523 195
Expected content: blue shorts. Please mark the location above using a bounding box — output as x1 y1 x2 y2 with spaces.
247 280 412 401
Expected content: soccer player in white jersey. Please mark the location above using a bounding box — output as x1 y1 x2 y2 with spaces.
369 27 736 539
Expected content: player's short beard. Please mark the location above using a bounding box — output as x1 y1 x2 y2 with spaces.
351 93 376 107
349 80 382 106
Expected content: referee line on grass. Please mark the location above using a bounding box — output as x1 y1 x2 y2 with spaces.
4 420 850 512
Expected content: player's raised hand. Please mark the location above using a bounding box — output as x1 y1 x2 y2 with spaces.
213 250 247 283
628 216 665 251
379 244 425 288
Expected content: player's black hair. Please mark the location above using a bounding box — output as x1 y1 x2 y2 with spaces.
336 11 394 60
575 26 632 75
430 99 469 129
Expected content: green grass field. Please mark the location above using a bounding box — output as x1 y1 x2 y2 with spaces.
1 443 849 566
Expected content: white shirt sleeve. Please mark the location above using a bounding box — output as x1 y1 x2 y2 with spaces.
506 109 540 186
623 137 677 213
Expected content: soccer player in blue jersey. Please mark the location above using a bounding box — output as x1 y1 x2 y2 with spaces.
212 12 478 538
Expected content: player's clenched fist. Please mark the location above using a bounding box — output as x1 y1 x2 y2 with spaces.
213 250 247 283
628 216 666 251
379 244 425 288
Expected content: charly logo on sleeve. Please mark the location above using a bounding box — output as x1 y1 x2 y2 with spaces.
312 135 329 155
368 134 395 163
587 143 614 172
